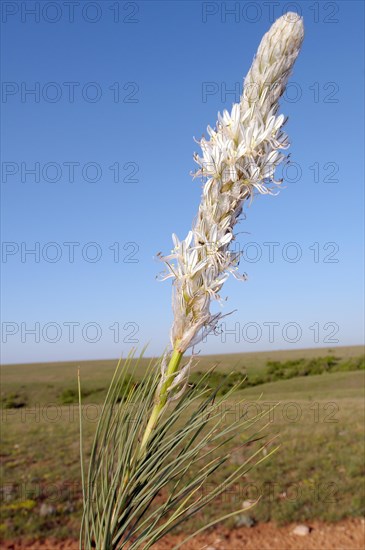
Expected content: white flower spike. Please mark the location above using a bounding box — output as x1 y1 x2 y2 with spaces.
161 13 304 354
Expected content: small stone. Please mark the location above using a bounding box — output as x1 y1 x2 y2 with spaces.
39 502 56 517
292 524 311 536
235 514 256 528
242 499 256 509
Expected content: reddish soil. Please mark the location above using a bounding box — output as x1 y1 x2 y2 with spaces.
1 518 364 549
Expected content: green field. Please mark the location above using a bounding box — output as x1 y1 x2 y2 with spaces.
1 346 364 540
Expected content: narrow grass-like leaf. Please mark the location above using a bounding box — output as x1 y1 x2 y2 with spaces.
80 352 275 549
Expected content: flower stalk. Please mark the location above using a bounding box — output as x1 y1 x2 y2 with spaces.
139 348 183 452
144 11 305 441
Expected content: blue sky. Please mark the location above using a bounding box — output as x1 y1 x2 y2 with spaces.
1 0 364 364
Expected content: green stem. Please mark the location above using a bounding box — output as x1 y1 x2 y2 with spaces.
139 349 183 453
